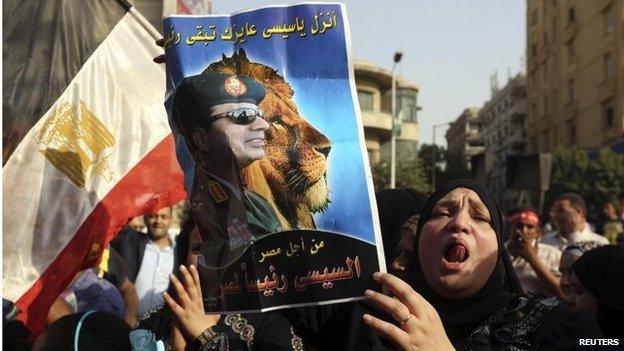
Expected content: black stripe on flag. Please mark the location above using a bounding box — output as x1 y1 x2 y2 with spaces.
2 0 130 164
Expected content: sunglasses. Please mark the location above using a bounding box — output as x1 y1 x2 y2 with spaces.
211 107 265 125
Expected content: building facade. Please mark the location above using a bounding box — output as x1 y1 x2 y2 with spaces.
354 60 420 164
480 74 528 209
526 0 624 153
445 108 484 170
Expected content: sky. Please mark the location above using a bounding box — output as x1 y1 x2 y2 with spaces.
212 1 526 145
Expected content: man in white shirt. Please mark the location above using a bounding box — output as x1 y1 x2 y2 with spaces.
133 207 175 318
541 193 610 251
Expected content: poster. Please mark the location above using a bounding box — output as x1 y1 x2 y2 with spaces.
163 3 384 312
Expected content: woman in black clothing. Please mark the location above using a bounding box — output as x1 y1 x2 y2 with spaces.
362 179 603 350
142 216 301 351
570 245 624 339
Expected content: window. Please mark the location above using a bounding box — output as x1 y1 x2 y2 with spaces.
552 127 558 146
568 7 576 23
357 90 373 111
604 5 614 33
568 123 577 143
532 44 537 59
396 89 418 123
566 40 575 63
568 79 576 102
604 103 615 127
604 53 614 80
531 9 538 25
543 129 550 149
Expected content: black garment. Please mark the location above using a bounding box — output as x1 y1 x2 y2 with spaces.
111 228 177 283
573 245 624 338
140 307 300 351
102 246 128 288
283 303 395 351
375 188 424 268
461 294 603 350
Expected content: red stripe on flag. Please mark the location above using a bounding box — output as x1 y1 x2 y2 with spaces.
176 0 193 14
15 134 186 334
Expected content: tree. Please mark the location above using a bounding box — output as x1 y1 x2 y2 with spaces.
545 146 624 225
439 151 470 185
417 143 445 185
371 157 431 193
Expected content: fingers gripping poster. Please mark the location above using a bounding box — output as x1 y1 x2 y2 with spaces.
164 3 385 312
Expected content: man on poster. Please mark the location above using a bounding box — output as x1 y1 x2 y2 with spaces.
172 70 281 268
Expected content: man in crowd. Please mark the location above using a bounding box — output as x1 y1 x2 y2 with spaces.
542 193 609 251
126 216 146 233
505 207 562 297
619 192 624 220
115 207 176 319
601 201 624 245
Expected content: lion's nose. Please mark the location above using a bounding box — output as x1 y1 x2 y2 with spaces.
316 145 331 157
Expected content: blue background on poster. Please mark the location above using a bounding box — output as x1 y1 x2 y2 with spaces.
165 4 375 244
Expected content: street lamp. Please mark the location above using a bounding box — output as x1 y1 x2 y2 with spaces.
431 122 450 190
390 51 403 189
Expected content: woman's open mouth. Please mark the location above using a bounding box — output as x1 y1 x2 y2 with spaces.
441 241 470 271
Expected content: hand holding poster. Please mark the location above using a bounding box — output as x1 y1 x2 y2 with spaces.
163 3 384 312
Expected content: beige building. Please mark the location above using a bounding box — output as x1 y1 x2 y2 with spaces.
481 74 527 208
526 0 624 153
354 60 420 164
445 108 484 170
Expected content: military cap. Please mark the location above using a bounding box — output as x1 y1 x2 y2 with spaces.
172 71 266 142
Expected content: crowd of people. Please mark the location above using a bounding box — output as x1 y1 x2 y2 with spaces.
4 180 624 350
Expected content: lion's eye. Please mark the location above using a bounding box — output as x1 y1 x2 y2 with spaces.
268 116 287 133
268 115 285 125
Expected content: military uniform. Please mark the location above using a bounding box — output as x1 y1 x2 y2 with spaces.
172 71 282 269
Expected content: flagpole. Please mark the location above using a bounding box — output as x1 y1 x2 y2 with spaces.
128 7 162 40
113 0 161 40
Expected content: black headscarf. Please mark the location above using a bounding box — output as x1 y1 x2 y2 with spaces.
376 188 424 267
407 179 522 342
573 245 624 338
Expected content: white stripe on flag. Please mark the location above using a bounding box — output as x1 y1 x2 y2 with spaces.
3 12 170 302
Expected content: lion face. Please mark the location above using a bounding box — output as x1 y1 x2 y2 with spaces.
206 50 331 229
260 88 331 213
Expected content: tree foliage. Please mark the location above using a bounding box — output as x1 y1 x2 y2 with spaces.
417 143 445 185
546 146 624 223
371 157 431 193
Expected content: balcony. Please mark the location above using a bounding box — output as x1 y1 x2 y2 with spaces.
598 78 616 101
563 21 577 42
563 102 579 119
466 129 481 142
466 146 486 158
361 110 393 138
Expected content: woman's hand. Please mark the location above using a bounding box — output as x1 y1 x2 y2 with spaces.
153 38 165 63
163 265 220 340
362 272 455 351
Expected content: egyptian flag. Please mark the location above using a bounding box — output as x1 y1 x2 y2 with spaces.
3 0 186 333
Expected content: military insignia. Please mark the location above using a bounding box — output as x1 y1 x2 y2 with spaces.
208 180 228 203
34 100 115 189
224 75 247 97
